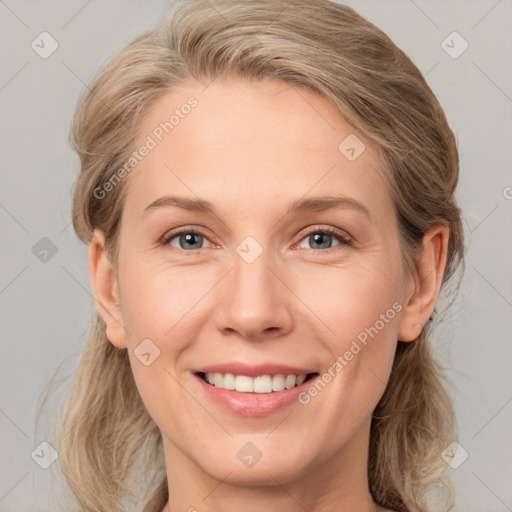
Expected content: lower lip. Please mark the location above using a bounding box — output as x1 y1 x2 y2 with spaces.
194 374 315 417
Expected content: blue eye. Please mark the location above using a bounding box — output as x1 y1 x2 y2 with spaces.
306 232 338 250
165 232 210 250
299 227 352 250
162 226 352 252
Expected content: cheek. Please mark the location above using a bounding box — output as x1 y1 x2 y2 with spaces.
118 263 201 437
293 255 403 411
119 255 206 344
292 257 403 345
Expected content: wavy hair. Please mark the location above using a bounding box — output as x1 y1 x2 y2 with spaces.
54 0 464 510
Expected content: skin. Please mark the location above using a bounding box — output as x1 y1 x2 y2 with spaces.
89 78 449 512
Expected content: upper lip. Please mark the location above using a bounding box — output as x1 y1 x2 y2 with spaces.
193 363 317 377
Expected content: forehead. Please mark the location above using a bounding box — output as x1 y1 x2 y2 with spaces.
124 77 393 221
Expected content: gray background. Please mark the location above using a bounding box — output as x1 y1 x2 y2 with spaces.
1 0 511 510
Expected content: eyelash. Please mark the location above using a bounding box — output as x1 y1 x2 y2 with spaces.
160 225 353 252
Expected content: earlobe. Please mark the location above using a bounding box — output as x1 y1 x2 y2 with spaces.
89 229 127 349
397 225 450 342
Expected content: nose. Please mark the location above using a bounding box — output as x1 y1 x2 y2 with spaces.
215 248 294 342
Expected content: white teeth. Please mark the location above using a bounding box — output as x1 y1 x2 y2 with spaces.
284 375 296 389
295 374 306 386
203 372 309 393
253 375 273 393
272 374 285 392
235 375 253 392
223 373 236 390
213 373 223 388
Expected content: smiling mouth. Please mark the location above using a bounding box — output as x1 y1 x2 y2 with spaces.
196 372 318 393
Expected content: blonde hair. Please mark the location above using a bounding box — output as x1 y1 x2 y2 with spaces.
56 0 464 510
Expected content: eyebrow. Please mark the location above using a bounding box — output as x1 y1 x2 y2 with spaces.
143 195 371 219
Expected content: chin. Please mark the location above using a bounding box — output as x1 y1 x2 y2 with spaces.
193 442 317 487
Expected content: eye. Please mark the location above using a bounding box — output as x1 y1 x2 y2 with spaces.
162 230 215 251
296 227 352 251
161 226 352 252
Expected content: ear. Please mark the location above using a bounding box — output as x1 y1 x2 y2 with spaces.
397 224 450 342
89 229 127 349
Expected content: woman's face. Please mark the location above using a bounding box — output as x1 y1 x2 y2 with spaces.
99 78 418 490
